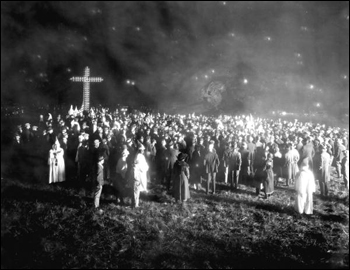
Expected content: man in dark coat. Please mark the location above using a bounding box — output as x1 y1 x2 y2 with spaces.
228 142 242 191
165 141 179 191
203 141 220 195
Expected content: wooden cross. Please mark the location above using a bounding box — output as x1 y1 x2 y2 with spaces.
70 67 103 111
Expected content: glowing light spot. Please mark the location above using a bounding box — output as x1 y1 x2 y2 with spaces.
126 80 130 84
83 36 88 41
301 26 308 31
222 1 226 5
265 36 271 41
131 81 135 86
295 53 302 58
67 68 71 72
112 27 116 31
37 55 41 59
309 84 314 90
229 33 235 37
195 77 198 80
211 69 215 73
316 103 320 107
243 78 248 84
342 75 348 80
136 27 141 31
204 75 208 79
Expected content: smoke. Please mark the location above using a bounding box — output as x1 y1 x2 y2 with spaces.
1 1 349 116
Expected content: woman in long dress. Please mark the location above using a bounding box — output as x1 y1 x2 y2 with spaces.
294 159 316 215
49 140 66 184
173 153 191 203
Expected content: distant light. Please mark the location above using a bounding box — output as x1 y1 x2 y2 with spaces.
131 81 135 86
342 75 348 80
37 55 41 59
195 77 198 80
222 1 226 5
66 68 71 72
301 26 308 31
136 27 141 31
211 69 215 73
204 75 208 79
281 111 287 116
265 36 271 41
112 27 116 31
346 15 349 20
243 78 248 84
126 80 130 84
309 84 314 89
316 103 320 107
83 36 88 41
229 33 235 37
295 53 302 58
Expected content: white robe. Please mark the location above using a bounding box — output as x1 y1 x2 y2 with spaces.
133 153 149 192
49 148 66 184
294 167 316 214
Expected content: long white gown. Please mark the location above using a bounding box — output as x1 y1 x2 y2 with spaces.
49 147 66 184
133 153 149 192
294 166 316 214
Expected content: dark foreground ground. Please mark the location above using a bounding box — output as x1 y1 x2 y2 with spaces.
1 161 348 269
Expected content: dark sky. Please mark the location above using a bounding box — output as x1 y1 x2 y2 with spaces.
1 1 349 115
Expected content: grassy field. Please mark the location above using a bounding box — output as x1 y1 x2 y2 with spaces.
1 167 349 269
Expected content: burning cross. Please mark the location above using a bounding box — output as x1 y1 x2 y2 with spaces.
70 67 103 111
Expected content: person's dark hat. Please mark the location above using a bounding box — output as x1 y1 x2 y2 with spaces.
177 152 188 161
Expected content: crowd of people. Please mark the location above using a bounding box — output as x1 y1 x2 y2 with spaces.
8 105 349 214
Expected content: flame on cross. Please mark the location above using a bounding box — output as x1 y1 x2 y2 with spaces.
70 67 103 111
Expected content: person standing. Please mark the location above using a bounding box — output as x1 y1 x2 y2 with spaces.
130 144 149 208
203 141 220 195
173 153 191 203
299 137 315 170
165 141 179 191
190 144 204 190
284 143 300 186
93 155 105 213
112 148 129 205
314 144 331 197
240 142 252 185
48 140 66 184
334 138 346 179
294 159 316 215
228 142 242 191
341 150 349 190
273 145 284 186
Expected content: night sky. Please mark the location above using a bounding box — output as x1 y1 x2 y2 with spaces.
1 1 349 115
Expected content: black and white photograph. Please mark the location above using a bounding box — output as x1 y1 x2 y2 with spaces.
1 1 349 268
